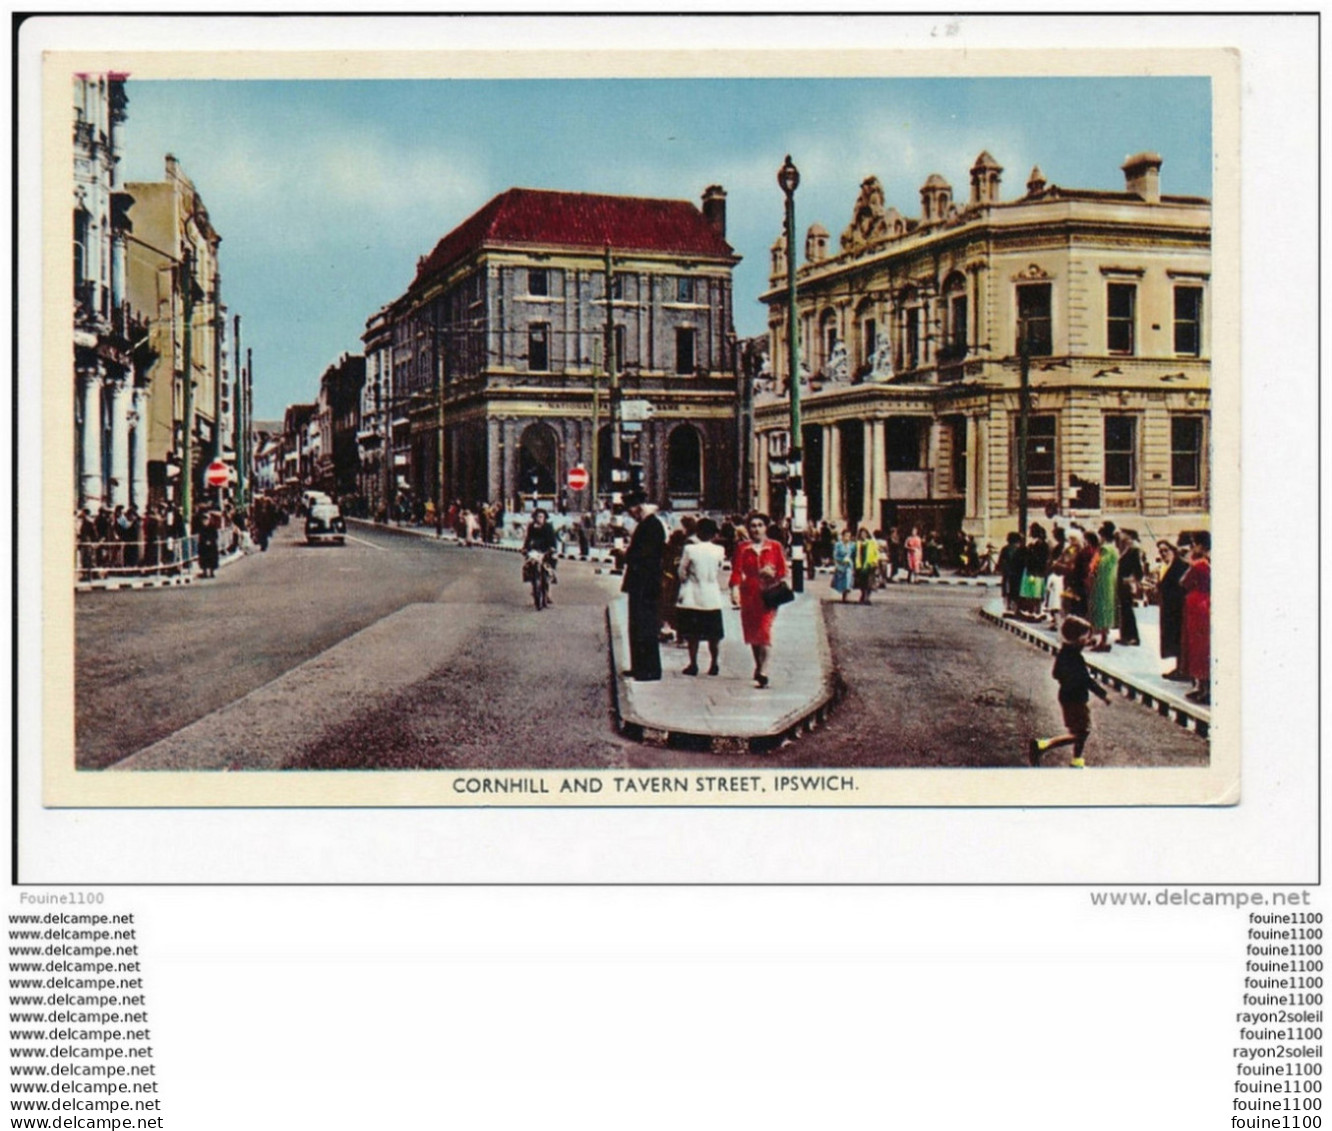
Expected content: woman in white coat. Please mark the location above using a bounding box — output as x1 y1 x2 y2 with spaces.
675 517 726 676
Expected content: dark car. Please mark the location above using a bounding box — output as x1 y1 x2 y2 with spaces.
305 503 346 546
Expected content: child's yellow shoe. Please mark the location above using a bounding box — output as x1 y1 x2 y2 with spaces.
1028 739 1046 767
1069 756 1086 769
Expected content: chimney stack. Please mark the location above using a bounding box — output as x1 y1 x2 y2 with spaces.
1121 152 1163 204
702 185 727 238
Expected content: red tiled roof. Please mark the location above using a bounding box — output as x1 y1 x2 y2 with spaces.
413 187 736 285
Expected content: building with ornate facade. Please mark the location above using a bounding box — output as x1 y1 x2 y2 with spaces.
362 185 743 515
125 155 225 513
756 151 1210 545
73 73 153 512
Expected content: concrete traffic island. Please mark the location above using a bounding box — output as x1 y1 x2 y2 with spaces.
979 599 1211 739
608 592 841 753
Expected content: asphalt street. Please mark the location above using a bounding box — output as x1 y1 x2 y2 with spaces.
76 525 1208 771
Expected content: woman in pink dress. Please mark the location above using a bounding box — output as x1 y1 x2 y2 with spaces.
905 526 924 584
729 513 788 689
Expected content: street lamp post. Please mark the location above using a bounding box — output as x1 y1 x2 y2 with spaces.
778 155 806 592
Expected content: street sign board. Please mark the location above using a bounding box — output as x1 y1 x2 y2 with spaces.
567 466 590 491
619 399 654 422
205 460 230 488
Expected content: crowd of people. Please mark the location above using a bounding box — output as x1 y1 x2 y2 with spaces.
74 495 290 583
996 516 1212 706
609 494 790 690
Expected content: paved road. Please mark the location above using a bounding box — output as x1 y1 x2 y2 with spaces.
77 527 1207 772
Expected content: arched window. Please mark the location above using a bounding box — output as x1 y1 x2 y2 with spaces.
941 272 969 361
818 308 838 374
517 422 559 496
853 297 877 374
666 424 702 500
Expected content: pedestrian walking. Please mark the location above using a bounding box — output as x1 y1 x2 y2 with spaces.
1029 615 1111 769
830 528 855 602
905 525 924 584
196 507 220 579
1155 541 1189 681
660 515 696 644
853 527 880 604
76 508 97 580
998 531 1024 615
1115 528 1144 645
1017 523 1050 621
676 517 726 677
620 490 666 682
1087 522 1120 651
1179 532 1211 704
730 513 788 688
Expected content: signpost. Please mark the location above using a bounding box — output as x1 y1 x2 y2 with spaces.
205 460 230 489
567 465 589 492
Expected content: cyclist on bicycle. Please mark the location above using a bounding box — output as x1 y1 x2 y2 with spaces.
522 508 560 601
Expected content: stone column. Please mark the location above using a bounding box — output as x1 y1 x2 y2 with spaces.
130 387 149 508
77 366 104 508
486 416 501 505
755 433 768 511
871 419 888 515
106 377 131 508
821 424 834 523
828 424 843 526
862 421 875 530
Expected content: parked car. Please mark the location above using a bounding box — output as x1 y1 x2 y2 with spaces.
305 503 346 545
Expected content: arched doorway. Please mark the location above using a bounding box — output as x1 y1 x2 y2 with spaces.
666 424 702 506
517 421 559 499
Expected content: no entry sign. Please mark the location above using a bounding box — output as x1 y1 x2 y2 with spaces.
567 465 590 491
205 460 230 488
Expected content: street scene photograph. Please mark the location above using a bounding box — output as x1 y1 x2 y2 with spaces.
58 58 1224 800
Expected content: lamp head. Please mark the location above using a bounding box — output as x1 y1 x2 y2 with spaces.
777 155 800 195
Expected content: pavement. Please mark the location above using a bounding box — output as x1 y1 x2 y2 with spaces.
607 591 840 753
979 599 1211 738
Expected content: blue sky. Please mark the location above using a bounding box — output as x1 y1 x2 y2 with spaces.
118 76 1212 420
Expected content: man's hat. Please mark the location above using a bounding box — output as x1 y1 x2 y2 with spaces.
622 488 648 508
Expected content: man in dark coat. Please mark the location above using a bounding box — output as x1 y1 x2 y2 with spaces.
1116 528 1144 646
620 489 666 681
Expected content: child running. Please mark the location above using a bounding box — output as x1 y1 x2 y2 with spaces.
1029 615 1110 768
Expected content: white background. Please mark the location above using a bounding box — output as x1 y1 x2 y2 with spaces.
6 11 1324 1128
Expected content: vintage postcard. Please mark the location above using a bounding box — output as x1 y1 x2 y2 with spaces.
37 42 1239 810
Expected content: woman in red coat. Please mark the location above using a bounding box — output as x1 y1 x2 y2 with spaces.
729 513 787 689
1178 531 1211 705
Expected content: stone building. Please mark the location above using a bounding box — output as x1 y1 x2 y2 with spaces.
125 155 225 513
365 185 742 515
312 353 366 500
756 151 1211 545
73 72 153 512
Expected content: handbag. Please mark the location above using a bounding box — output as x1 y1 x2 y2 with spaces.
760 578 795 609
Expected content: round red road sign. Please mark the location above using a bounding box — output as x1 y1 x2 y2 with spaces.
205 460 230 488
567 465 590 491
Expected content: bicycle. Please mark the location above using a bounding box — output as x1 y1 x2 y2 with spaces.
524 550 553 610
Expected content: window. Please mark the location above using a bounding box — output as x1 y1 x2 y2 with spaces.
610 275 623 300
951 416 968 491
1017 283 1053 356
675 327 695 374
1024 415 1057 491
527 268 547 297
862 318 877 364
905 307 920 369
950 294 968 353
1174 286 1203 356
614 325 626 373
1107 283 1136 354
1171 416 1204 488
676 277 695 303
527 323 549 371
1104 415 1137 490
